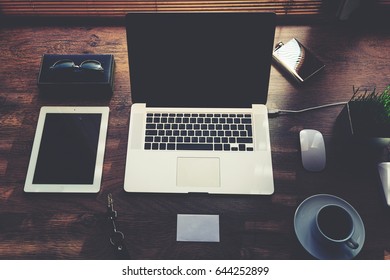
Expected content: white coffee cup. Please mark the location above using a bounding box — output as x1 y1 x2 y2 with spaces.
313 204 359 250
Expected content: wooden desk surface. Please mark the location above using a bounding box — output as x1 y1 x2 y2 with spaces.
0 21 389 260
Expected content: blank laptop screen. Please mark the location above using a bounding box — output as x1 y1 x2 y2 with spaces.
126 12 276 108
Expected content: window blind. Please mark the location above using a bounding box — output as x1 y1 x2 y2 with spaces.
0 0 325 17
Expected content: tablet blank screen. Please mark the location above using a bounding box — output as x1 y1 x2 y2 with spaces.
32 113 102 185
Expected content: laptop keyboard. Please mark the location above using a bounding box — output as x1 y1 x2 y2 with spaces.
144 113 254 151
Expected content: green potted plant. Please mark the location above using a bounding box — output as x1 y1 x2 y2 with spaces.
347 85 390 139
334 85 390 167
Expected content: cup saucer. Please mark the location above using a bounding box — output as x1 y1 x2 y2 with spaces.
294 194 365 259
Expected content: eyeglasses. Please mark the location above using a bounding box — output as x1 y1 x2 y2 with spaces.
49 59 104 73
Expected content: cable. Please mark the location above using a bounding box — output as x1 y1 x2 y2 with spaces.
268 101 348 117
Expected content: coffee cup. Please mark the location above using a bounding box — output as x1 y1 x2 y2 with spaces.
313 204 359 250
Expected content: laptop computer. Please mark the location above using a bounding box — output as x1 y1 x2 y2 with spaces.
124 12 275 195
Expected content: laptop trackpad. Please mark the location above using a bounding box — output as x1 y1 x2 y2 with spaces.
177 157 220 188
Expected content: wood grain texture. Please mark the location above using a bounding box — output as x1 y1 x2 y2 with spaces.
0 21 389 259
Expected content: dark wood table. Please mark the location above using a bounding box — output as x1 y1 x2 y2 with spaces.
0 19 389 260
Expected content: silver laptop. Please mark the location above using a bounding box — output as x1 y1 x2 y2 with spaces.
124 12 275 195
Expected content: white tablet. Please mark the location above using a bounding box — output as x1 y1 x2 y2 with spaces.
24 106 109 193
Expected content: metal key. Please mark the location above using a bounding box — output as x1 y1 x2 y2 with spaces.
106 193 129 259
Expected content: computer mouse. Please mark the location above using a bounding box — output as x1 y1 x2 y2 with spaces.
378 162 390 206
299 129 326 172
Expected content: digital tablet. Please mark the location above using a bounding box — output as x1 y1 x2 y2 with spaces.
24 106 109 193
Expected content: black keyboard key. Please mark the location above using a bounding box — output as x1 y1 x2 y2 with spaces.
214 144 223 151
146 130 158 136
237 137 253 143
167 144 175 150
144 143 152 149
177 143 213 150
246 125 253 136
239 144 246 151
240 131 247 137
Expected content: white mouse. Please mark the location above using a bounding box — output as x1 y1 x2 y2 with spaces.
378 162 390 206
299 129 326 172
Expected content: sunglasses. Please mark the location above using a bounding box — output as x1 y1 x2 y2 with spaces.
49 59 104 73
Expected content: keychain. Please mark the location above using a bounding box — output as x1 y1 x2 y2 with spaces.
107 193 130 259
